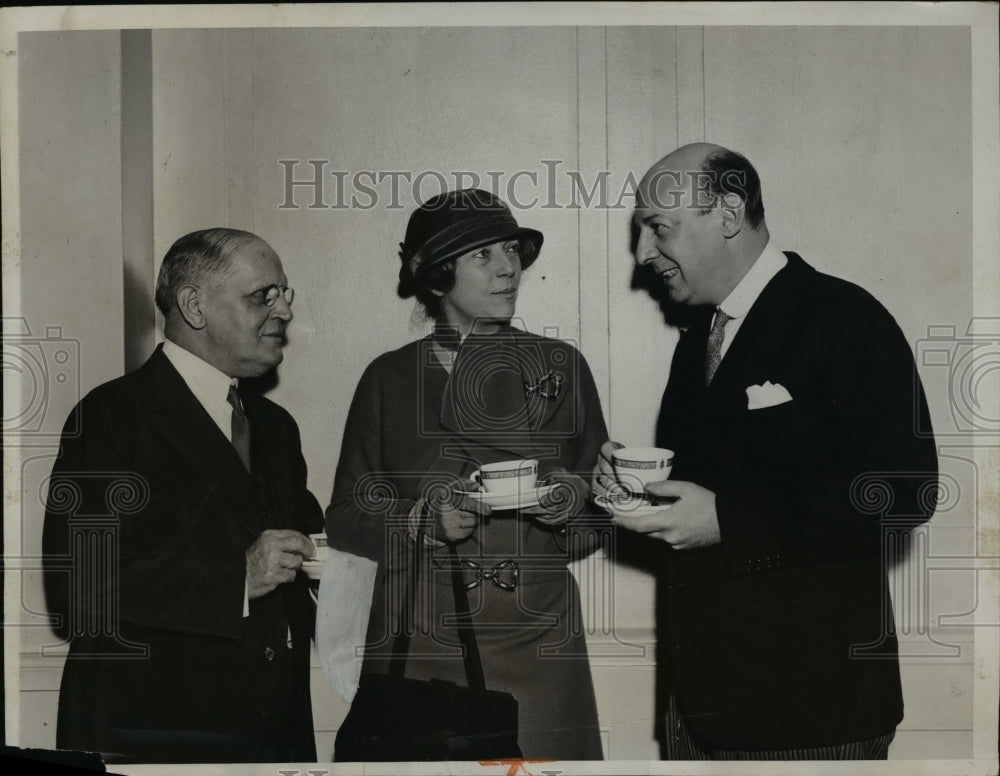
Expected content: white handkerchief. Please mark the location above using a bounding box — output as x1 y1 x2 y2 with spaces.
746 380 793 410
315 547 378 704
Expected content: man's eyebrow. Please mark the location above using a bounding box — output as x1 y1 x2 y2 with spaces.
247 282 281 295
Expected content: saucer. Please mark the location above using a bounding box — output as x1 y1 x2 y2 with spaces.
595 494 670 519
456 483 557 511
301 560 325 580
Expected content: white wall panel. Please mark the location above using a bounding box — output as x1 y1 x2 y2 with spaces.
15 30 124 667
151 30 228 281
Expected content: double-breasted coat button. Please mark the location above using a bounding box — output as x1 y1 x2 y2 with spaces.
265 647 276 661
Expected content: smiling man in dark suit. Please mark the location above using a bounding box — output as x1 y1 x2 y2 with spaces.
594 143 938 759
43 228 322 763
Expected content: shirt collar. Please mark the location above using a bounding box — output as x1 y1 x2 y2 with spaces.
162 339 237 409
717 240 788 320
432 323 462 352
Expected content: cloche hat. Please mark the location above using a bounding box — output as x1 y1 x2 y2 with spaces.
399 188 543 275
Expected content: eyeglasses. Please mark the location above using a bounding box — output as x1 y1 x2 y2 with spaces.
249 285 295 308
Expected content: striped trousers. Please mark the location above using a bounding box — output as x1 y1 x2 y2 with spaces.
662 693 895 760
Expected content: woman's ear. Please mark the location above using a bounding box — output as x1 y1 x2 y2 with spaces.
175 284 207 329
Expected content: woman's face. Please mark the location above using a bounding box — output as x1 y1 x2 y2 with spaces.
437 238 522 333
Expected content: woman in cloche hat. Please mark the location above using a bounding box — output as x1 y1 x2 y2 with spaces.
326 189 608 760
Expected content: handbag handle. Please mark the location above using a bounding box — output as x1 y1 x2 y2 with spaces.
388 516 488 694
448 543 487 694
388 523 422 680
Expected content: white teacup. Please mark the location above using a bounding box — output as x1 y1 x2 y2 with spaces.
469 459 538 495
612 447 674 496
308 532 331 562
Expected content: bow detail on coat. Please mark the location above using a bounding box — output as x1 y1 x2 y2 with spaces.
458 559 519 591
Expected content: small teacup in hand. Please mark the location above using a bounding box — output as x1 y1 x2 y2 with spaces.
469 459 539 496
308 533 331 562
612 447 674 502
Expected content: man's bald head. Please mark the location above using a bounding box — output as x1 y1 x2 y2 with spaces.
644 142 728 183
638 143 765 229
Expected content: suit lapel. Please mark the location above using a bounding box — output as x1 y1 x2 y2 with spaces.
706 253 812 397
141 348 261 538
243 392 299 530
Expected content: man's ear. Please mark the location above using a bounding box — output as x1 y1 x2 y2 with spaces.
176 285 207 329
719 193 746 239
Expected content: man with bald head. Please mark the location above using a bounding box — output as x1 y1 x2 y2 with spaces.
43 228 322 763
594 144 937 759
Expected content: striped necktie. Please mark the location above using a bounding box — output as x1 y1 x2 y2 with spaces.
226 382 252 472
705 310 732 385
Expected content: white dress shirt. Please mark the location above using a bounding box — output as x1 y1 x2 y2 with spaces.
161 339 252 618
162 339 240 440
713 240 788 361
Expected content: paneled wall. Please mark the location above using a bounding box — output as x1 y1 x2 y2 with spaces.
13 30 127 748
12 26 977 761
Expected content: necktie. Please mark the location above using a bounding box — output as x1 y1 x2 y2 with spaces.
227 383 252 472
705 310 732 385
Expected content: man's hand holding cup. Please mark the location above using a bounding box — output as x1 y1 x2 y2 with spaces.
594 441 721 550
246 529 317 599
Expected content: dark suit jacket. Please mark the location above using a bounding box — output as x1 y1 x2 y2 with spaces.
42 346 322 763
654 253 937 750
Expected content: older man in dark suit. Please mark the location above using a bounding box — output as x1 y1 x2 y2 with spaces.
43 228 322 763
594 143 938 759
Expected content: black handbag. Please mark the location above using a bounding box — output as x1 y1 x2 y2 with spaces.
334 535 522 761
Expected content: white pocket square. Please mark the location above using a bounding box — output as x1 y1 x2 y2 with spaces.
746 381 793 410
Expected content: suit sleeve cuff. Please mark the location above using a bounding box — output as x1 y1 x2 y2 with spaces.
243 574 250 617
715 484 787 575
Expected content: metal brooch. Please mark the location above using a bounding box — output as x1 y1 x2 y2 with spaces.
523 369 563 400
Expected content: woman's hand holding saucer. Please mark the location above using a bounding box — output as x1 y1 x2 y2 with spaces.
428 480 492 543
524 468 589 527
